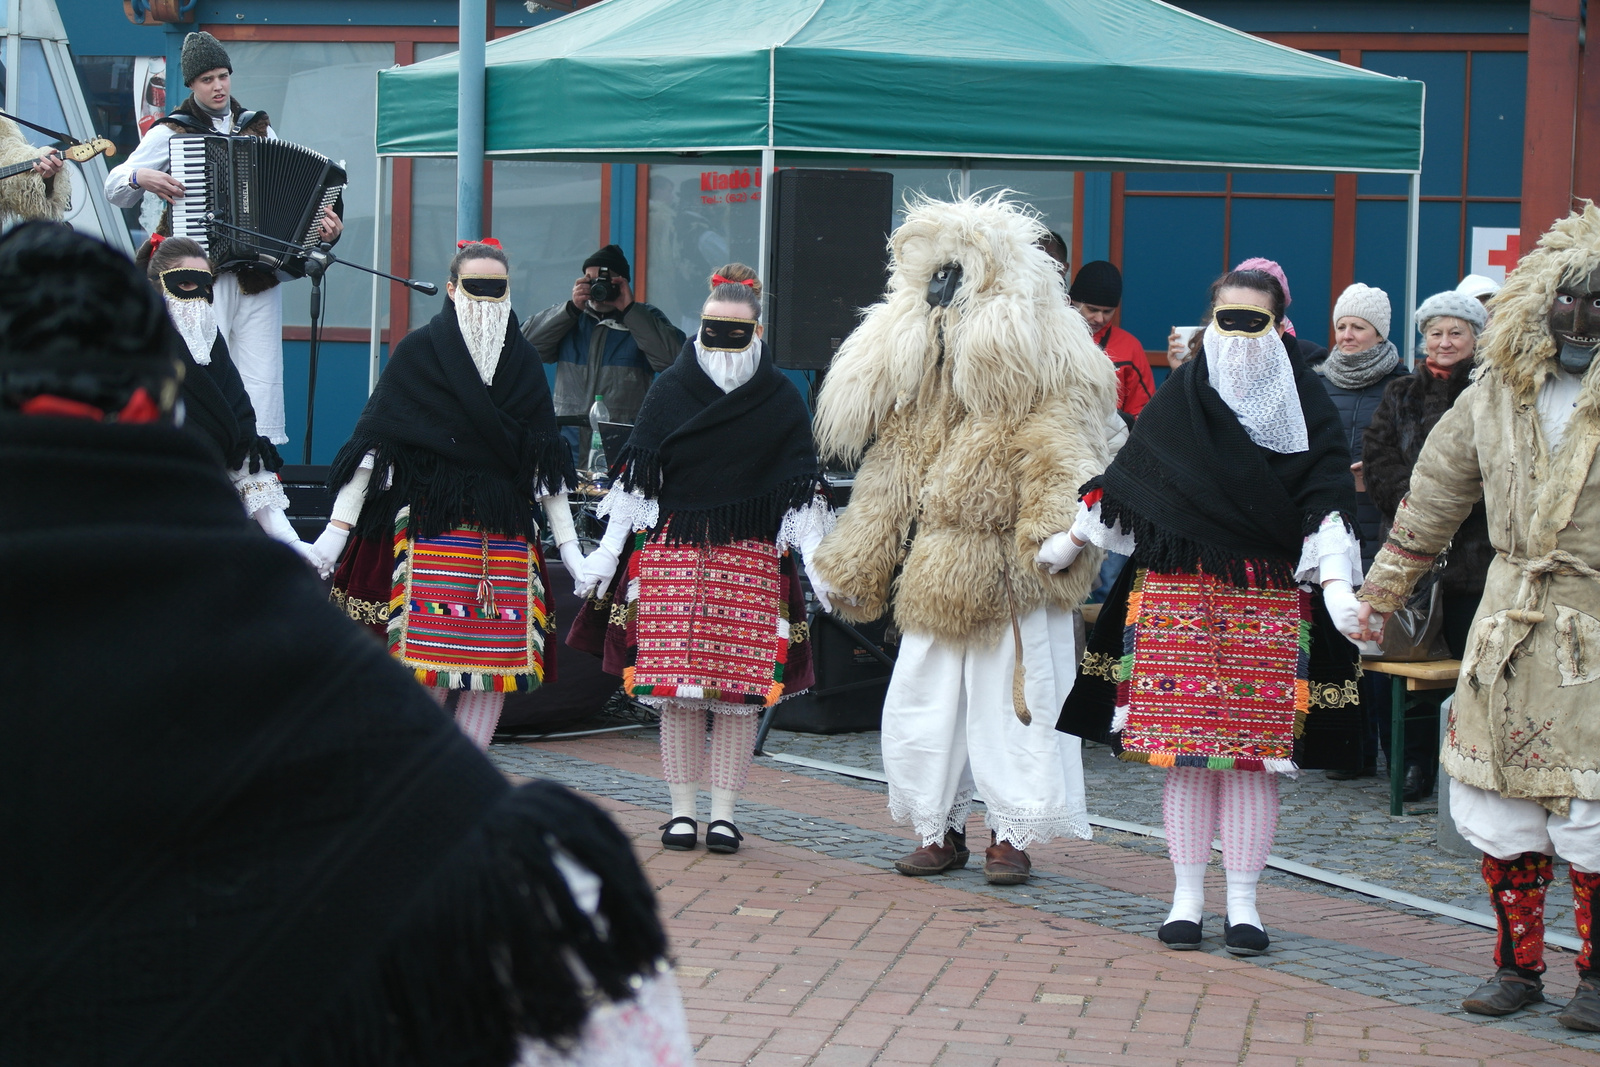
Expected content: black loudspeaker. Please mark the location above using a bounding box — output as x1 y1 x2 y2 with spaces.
769 168 894 370
278 464 332 541
768 611 897 734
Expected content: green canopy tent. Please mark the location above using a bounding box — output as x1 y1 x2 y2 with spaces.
367 0 1425 382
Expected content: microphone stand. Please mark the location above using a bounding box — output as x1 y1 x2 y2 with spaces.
202 216 439 463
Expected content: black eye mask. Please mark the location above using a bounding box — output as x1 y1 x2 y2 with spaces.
160 268 213 304
926 262 963 308
700 315 757 351
1212 304 1274 337
458 274 509 301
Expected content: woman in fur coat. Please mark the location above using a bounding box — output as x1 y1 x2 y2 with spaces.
809 193 1123 887
568 263 832 855
1356 203 1600 1030
1057 268 1366 957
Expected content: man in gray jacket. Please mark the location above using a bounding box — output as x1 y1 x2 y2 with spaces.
522 244 684 460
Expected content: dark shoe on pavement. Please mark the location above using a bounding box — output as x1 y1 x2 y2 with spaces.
1461 968 1545 1015
1158 920 1203 950
1223 922 1271 956
983 836 1032 885
705 819 743 854
1326 764 1377 780
893 829 970 876
1401 763 1435 802
1558 979 1600 1030
659 817 697 851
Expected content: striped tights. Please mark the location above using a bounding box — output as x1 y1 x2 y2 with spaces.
426 687 505 751
1162 766 1279 928
658 704 759 823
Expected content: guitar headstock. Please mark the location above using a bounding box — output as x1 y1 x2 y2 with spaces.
62 138 115 163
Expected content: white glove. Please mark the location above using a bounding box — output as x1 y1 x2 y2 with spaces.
577 544 620 599
310 524 351 581
1034 531 1084 574
289 539 323 570
1322 579 1379 653
558 539 586 583
254 504 301 545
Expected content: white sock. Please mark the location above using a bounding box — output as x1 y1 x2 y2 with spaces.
668 781 699 822
1226 868 1262 929
709 786 738 828
1166 862 1208 925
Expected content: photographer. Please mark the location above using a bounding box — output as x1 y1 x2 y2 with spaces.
522 244 684 455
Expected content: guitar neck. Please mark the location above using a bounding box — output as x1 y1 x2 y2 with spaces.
0 158 42 182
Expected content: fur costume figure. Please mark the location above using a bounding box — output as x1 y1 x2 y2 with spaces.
810 193 1121 883
1360 201 1600 1028
0 117 70 221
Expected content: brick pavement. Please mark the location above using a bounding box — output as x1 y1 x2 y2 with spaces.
492 734 1600 1065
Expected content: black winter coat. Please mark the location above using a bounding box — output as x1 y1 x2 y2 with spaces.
1317 363 1408 570
1362 359 1492 596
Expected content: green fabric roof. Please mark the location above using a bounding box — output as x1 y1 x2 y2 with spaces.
376 0 1423 173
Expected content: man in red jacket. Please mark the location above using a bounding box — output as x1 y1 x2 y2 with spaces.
1070 260 1154 421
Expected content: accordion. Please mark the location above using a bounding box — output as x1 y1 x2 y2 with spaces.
170 135 346 276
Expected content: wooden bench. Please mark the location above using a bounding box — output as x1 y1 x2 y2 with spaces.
1360 658 1462 815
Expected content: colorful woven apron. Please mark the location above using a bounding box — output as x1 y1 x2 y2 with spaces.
387 506 550 691
1113 568 1310 772
622 533 790 707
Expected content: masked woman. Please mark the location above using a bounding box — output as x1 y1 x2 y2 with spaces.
568 263 833 855
1056 268 1366 957
140 234 313 562
310 240 582 750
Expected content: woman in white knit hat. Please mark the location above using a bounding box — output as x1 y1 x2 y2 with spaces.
1361 289 1492 800
1318 283 1406 781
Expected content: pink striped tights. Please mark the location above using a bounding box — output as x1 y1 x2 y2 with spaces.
1162 766 1279 929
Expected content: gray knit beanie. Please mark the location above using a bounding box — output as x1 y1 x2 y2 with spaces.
1413 290 1488 335
1332 282 1392 340
181 32 232 86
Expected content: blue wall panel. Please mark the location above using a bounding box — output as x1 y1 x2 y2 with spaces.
283 339 386 465
1119 196 1226 350
1468 52 1527 198
1229 197 1334 348
1359 52 1465 198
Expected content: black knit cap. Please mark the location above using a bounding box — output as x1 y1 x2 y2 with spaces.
1070 259 1123 308
582 243 630 280
181 30 232 86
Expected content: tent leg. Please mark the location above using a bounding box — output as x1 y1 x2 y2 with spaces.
960 159 970 198
369 154 388 395
1403 171 1420 370
756 146 775 323
456 0 486 240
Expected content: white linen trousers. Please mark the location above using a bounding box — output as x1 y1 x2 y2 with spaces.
213 272 287 445
881 603 1092 849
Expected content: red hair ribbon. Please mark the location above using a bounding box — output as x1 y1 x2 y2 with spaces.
457 237 503 249
148 233 165 250
711 273 756 288
17 387 161 424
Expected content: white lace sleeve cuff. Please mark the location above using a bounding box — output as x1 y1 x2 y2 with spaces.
776 492 835 559
1295 511 1362 588
596 484 659 532
230 465 290 517
1070 500 1136 556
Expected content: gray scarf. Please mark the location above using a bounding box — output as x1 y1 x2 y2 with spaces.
1321 338 1399 390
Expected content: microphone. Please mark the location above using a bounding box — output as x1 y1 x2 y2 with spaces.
408 279 439 296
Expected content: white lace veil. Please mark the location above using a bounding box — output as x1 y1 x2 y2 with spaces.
1202 321 1308 454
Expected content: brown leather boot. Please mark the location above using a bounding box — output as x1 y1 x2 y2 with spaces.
984 833 1032 885
893 829 970 876
1461 967 1545 1016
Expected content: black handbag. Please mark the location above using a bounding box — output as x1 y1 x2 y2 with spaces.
1373 562 1452 662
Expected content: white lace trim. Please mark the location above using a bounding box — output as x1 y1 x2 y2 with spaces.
597 485 659 532
637 694 767 717
889 789 978 846
1294 510 1362 588
232 468 289 516
984 806 1094 850
514 968 694 1067
776 492 835 558
1070 500 1137 555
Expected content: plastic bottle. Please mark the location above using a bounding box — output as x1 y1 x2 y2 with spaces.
586 394 610 471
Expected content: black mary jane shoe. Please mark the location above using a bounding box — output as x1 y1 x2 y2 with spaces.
1158 920 1203 951
705 819 744 854
659 817 698 851
1223 922 1270 956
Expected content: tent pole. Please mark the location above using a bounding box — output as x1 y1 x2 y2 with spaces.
1403 171 1420 370
960 159 970 198
757 146 775 324
456 0 486 240
369 154 388 395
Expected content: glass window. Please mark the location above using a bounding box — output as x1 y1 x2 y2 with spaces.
414 41 458 63
968 167 1074 252
491 160 602 319
647 160 763 335
18 39 68 148
409 157 456 328
224 41 395 329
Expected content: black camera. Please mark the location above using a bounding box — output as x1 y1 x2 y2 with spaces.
588 268 619 304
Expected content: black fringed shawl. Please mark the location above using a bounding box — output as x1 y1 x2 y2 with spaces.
180 331 282 474
329 305 574 541
1082 347 1357 589
0 416 667 1066
612 339 822 545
